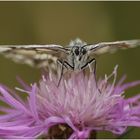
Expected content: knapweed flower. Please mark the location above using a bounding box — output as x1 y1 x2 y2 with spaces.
0 66 140 139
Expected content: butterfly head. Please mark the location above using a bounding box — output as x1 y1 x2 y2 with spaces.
69 39 88 60
66 38 90 70
69 38 88 62
72 46 87 60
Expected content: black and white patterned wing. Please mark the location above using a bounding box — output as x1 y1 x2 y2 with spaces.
0 45 68 70
87 40 140 55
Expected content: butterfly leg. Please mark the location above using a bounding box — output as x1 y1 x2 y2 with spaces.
88 59 95 73
81 58 101 94
63 61 74 70
81 57 97 76
90 58 101 94
57 59 75 86
57 59 66 86
81 58 95 70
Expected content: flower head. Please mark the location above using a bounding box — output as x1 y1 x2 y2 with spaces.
0 66 140 139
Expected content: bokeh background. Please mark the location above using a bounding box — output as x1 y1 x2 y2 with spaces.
0 1 140 138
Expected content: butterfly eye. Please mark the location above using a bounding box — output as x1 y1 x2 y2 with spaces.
82 49 87 55
74 48 79 55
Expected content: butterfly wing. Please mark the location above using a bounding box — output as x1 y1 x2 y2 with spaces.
87 40 140 55
0 45 68 70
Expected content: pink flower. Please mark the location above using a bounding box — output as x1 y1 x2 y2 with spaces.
0 66 140 139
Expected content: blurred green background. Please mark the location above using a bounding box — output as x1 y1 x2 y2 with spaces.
0 1 140 138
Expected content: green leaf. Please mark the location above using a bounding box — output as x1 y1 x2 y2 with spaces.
117 128 135 139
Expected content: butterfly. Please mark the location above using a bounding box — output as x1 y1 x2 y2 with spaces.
0 38 140 73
